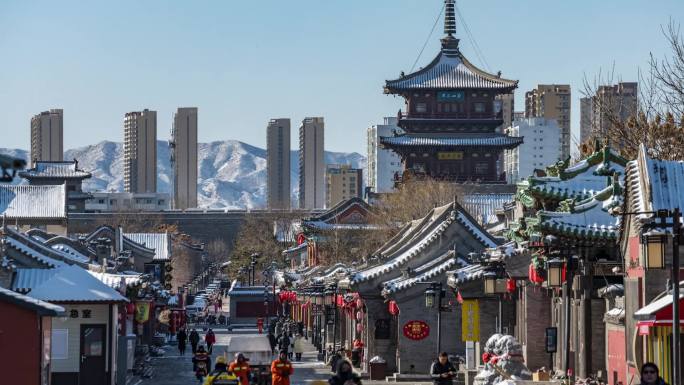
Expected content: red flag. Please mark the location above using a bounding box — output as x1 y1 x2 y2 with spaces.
456 290 464 304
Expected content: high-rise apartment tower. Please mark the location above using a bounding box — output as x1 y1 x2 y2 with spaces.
30 109 63 166
124 109 157 193
298 117 325 209
171 107 198 209
267 118 291 210
524 84 571 160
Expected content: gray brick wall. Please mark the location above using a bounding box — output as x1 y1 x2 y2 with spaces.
394 287 462 374
521 285 552 371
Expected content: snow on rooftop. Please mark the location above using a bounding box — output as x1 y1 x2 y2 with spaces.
0 286 65 315
51 244 91 264
87 271 142 289
124 233 170 261
0 184 66 219
19 161 91 179
27 265 128 303
3 236 66 268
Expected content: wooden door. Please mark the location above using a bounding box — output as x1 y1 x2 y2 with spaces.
80 324 107 385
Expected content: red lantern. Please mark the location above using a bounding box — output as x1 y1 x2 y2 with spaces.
506 279 516 293
356 311 363 321
529 264 545 284
356 298 363 308
356 323 364 333
388 300 400 316
126 303 135 315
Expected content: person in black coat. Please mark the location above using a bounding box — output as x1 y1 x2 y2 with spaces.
268 331 277 354
329 359 362 385
176 328 188 355
430 352 457 385
189 328 201 354
277 333 291 353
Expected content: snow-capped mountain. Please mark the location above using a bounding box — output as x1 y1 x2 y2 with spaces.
1 141 365 209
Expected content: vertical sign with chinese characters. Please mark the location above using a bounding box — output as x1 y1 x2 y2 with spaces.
461 299 480 342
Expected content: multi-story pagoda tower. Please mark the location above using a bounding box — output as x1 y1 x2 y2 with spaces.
382 0 522 183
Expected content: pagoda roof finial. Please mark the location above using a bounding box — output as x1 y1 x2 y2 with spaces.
444 0 456 36
440 0 459 55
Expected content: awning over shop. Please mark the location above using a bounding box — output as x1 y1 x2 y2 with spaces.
634 291 684 334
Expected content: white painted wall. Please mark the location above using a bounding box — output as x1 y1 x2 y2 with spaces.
505 117 562 183
366 117 403 194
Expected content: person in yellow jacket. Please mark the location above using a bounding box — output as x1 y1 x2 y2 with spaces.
203 356 239 385
271 350 294 385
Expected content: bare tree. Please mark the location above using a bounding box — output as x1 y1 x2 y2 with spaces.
581 19 684 160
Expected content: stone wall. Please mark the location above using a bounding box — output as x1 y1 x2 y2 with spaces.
394 288 461 374
363 296 398 372
170 243 203 291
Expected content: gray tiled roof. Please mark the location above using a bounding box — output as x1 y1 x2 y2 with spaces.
380 135 523 148
385 51 517 92
20 161 91 179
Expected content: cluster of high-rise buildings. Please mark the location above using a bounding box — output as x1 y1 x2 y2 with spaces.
266 117 364 210
29 107 199 210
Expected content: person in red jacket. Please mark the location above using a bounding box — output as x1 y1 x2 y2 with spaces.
205 329 216 354
271 350 294 385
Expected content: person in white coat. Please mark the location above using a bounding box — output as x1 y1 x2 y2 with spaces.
293 334 305 361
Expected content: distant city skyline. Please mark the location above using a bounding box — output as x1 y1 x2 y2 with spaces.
1 0 682 154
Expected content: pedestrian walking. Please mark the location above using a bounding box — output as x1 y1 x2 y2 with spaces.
205 329 216 354
328 349 345 373
228 352 251 385
640 362 668 385
288 333 295 360
351 338 364 368
275 320 283 337
177 328 188 356
430 352 457 385
268 331 277 355
278 333 291 354
328 359 362 385
293 334 304 361
189 328 201 354
257 317 264 334
192 345 211 383
203 356 236 385
271 350 294 385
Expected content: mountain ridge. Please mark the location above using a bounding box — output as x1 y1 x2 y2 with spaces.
0 140 366 209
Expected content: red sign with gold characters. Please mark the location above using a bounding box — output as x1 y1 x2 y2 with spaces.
403 320 430 340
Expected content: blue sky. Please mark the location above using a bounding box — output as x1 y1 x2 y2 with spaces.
1 0 682 154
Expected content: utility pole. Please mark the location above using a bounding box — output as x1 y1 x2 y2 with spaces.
672 208 681 385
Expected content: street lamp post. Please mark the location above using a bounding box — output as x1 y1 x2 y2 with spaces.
640 209 681 385
543 235 578 380
419 281 445 355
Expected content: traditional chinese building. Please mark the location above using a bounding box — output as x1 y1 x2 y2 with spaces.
618 145 684 385
382 0 522 184
505 144 627 377
339 200 501 374
19 160 92 212
299 197 379 267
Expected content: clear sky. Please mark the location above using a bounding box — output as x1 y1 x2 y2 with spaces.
1 0 682 154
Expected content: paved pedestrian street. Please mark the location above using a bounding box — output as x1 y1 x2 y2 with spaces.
138 329 331 385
